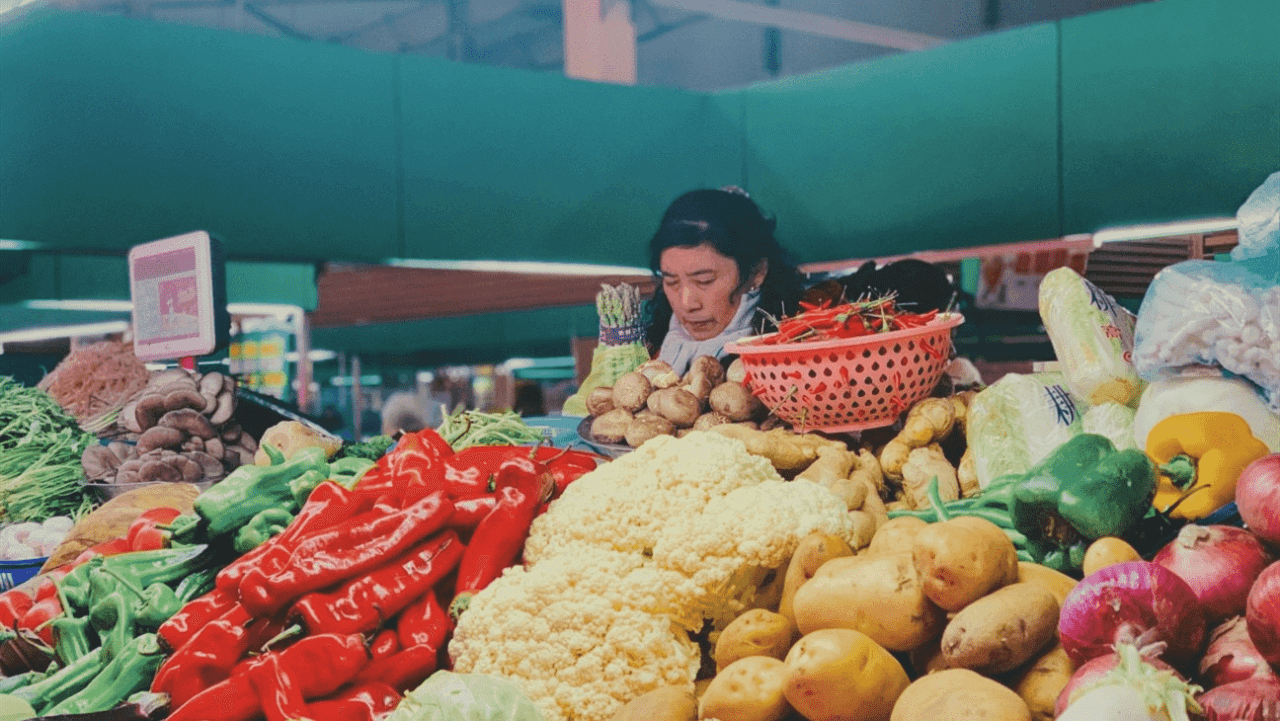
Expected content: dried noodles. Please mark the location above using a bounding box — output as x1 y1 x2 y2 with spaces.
38 340 151 425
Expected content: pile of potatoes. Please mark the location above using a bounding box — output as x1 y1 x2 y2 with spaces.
611 516 1079 721
587 357 768 448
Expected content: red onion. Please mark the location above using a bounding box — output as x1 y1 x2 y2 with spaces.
1198 677 1280 721
1153 524 1274 626
1237 454 1280 549
1056 645 1183 718
1059 560 1206 671
1200 616 1280 687
1246 561 1280 668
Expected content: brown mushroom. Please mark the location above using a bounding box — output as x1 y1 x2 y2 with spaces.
186 450 225 482
181 436 205 453
120 400 143 433
163 388 208 413
81 445 121 481
159 408 218 440
137 459 182 484
107 442 135 462
209 390 236 426
204 437 225 461
173 455 205 483
220 422 243 442
148 368 193 389
237 433 257 454
234 445 255 467
136 426 187 454
134 394 168 430
198 372 225 398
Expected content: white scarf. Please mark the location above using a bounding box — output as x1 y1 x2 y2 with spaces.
658 288 761 377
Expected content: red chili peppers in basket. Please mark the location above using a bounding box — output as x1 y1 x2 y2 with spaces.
760 296 942 345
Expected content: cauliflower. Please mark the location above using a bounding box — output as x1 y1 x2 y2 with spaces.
451 548 701 721
450 431 856 721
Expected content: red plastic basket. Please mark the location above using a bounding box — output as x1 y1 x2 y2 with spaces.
725 313 964 433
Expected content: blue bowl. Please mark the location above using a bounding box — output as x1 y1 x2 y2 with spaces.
0 557 47 591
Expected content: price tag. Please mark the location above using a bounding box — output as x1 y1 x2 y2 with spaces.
128 230 229 362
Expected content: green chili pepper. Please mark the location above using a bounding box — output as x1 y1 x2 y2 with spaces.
12 645 106 714
233 507 296 554
0 670 42 694
288 468 328 507
43 633 164 715
48 615 94 665
89 591 135 661
173 567 219 604
1007 433 1157 573
328 456 375 489
57 562 95 614
194 446 329 539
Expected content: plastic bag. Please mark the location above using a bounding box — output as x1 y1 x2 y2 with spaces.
1133 371 1280 452
1039 267 1145 407
1081 401 1137 451
387 671 546 721
1233 170 1280 261
1132 255 1280 411
966 372 1089 488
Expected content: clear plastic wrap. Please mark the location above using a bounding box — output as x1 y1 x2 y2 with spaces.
1132 372 1280 452
1039 267 1144 407
1233 170 1280 261
1133 255 1280 411
966 371 1090 488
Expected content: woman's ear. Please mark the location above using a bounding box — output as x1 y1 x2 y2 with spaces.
748 259 768 291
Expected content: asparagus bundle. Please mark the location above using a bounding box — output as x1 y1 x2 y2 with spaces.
562 283 651 417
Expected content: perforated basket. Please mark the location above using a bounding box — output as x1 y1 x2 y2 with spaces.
725 313 964 433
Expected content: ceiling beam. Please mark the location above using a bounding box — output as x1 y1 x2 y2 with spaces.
644 0 945 50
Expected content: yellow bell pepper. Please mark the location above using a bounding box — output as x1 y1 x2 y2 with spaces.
1147 411 1270 519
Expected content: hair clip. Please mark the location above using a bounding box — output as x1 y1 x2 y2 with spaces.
719 185 751 199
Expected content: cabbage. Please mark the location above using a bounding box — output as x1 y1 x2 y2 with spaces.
1082 402 1138 452
967 372 1089 488
387 671 546 721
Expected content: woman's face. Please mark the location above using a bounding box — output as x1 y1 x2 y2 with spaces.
660 244 763 341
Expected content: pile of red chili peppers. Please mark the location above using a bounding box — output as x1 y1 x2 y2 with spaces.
759 296 940 345
154 428 601 721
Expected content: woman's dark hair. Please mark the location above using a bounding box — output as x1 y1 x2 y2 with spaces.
645 188 805 350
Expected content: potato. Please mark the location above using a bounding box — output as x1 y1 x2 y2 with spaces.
647 388 702 428
709 382 763 422
1015 562 1078 608
779 532 854 626
715 609 794 672
612 372 654 412
866 516 929 557
625 414 675 447
783 628 909 721
610 686 697 721
586 386 616 416
940 582 1060 675
725 357 746 384
590 408 634 444
912 515 1019 612
1081 536 1141 577
792 553 945 652
1007 644 1075 721
692 412 731 431
638 359 681 389
682 355 726 401
890 669 1031 721
906 634 951 677
699 656 790 721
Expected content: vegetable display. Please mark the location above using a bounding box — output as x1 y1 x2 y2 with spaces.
0 377 97 524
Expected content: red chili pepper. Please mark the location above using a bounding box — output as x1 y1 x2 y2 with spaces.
369 627 400 661
71 536 131 566
217 481 377 595
354 428 452 497
449 481 542 621
0 588 34 629
307 681 401 721
291 530 464 637
246 652 311 721
151 604 264 708
157 587 239 652
442 446 524 499
18 596 60 646
238 490 454 617
351 643 439 693
166 632 371 721
126 507 182 552
449 495 498 529
396 588 451 651
530 447 602 498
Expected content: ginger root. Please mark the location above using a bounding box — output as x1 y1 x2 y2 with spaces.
900 443 960 510
710 425 839 472
880 397 959 480
958 447 980 498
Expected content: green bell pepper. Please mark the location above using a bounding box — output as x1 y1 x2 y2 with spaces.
1007 433 1157 572
43 633 164 716
288 468 328 506
328 456 376 489
194 445 329 538
84 545 213 610
233 507 296 554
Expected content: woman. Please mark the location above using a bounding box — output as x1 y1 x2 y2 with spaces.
646 187 805 375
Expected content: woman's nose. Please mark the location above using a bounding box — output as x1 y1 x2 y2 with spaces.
679 286 702 310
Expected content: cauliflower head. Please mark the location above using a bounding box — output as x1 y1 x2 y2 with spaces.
451 547 701 721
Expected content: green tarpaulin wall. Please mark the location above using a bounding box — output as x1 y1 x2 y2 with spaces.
1 0 1277 361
